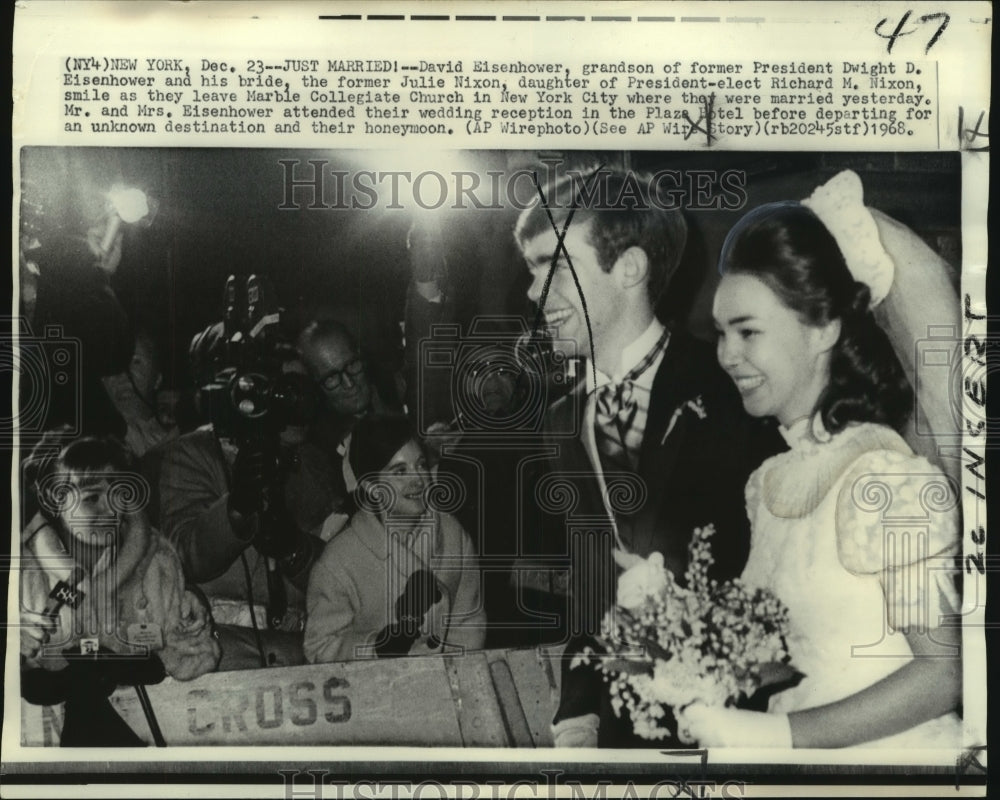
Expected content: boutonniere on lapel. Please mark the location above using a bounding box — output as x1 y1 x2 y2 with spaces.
660 395 707 445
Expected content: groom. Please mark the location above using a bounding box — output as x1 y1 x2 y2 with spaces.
516 168 784 746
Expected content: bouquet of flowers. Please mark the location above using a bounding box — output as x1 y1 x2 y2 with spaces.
573 525 798 741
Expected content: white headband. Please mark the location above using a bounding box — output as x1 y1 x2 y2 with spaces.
801 170 895 307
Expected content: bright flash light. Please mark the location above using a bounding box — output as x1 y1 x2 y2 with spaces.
108 186 150 223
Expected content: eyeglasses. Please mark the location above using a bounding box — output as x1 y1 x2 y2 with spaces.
319 357 364 391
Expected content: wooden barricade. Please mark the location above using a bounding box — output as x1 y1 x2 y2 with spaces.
20 645 567 748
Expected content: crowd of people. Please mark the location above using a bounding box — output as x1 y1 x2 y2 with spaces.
17 165 963 749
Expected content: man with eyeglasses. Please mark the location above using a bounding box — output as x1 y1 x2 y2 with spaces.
296 319 404 507
298 319 375 419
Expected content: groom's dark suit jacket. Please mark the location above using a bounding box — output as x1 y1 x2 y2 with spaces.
535 330 786 746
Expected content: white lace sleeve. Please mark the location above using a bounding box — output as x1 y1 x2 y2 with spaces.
744 465 764 544
835 449 960 631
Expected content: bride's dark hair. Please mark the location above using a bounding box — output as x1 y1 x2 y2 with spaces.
719 202 912 433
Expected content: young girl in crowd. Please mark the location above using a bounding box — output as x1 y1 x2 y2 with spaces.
685 171 962 748
304 416 486 663
20 429 221 744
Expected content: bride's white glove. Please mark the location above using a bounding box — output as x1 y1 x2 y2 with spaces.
551 713 600 747
679 703 792 748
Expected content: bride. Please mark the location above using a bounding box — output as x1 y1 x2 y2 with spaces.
685 171 963 748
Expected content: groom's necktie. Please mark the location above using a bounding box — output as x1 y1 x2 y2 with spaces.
594 328 670 475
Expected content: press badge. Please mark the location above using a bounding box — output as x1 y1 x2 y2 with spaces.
127 622 164 650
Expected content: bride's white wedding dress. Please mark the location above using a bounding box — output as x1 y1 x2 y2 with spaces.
741 418 963 748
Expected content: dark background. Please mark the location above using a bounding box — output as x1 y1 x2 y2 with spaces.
19 148 961 388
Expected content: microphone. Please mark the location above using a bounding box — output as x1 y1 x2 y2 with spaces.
43 565 87 619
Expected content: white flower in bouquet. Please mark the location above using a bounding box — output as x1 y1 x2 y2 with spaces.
651 657 729 709
615 550 668 610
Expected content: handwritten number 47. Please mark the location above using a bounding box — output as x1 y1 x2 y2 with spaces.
875 11 950 54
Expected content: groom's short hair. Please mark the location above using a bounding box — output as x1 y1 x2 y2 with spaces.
514 168 688 308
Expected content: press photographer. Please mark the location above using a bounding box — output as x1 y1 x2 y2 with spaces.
142 276 324 670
